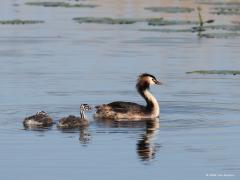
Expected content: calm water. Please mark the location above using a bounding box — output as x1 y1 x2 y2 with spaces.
0 0 240 179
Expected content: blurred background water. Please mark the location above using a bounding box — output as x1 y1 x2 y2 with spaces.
0 0 240 179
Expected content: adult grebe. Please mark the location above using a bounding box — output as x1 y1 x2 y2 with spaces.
57 104 91 129
23 111 53 128
94 73 162 120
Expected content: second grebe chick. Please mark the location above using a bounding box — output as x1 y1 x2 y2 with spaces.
94 73 162 120
57 104 91 129
23 111 53 128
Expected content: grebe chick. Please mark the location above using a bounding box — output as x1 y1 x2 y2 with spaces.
94 73 162 120
23 111 53 128
57 104 91 129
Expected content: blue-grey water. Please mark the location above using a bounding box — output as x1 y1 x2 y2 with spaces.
0 0 240 179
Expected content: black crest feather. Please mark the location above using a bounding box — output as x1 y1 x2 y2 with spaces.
139 73 156 80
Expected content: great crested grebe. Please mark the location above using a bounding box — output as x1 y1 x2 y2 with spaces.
23 111 53 128
94 73 162 120
57 104 92 129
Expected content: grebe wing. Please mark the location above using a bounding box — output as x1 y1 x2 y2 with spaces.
97 101 145 113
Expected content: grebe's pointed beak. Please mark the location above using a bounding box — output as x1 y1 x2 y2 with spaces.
155 80 162 85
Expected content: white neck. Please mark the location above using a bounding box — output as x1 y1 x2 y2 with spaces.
143 89 159 117
80 111 86 119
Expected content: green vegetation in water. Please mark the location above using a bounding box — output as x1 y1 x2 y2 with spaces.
140 6 239 36
0 19 44 25
198 32 240 38
211 7 240 15
25 2 97 8
197 1 240 6
192 6 240 38
199 24 240 31
73 17 200 26
144 6 194 13
140 25 240 33
186 70 240 75
147 18 198 26
192 7 207 33
197 7 203 27
139 28 194 33
73 17 141 24
192 7 216 34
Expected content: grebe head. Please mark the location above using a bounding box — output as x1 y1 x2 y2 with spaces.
136 73 162 91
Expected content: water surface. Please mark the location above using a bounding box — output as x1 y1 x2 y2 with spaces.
0 0 240 179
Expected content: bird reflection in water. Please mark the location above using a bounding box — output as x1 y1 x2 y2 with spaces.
95 118 160 162
58 126 91 146
79 126 91 145
137 119 160 161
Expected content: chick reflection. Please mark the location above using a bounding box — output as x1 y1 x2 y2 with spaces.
79 126 91 145
57 126 91 146
137 119 160 161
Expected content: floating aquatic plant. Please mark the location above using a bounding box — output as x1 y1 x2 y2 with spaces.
211 7 240 15
147 18 198 26
200 24 240 31
198 32 240 38
0 19 44 25
73 16 200 26
140 9 214 34
144 7 194 13
191 7 216 34
197 1 240 6
199 1 240 15
139 28 194 33
194 8 240 38
186 70 240 75
140 6 239 37
73 17 141 24
25 2 97 8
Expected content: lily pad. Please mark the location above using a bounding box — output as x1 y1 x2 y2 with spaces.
147 18 198 26
0 19 44 25
73 17 142 24
186 70 240 75
25 2 97 8
144 7 194 13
